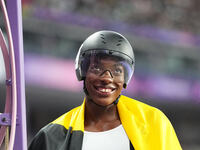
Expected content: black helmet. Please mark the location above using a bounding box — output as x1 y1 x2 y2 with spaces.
75 30 135 88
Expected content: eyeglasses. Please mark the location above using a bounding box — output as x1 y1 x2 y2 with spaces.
87 62 125 82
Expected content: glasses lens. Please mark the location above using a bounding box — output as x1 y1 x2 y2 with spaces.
89 62 124 74
87 56 126 82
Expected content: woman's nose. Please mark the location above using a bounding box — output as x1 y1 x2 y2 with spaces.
100 70 113 78
99 70 113 84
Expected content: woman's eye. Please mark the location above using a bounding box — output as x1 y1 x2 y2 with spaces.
115 68 123 74
93 65 100 70
90 64 101 72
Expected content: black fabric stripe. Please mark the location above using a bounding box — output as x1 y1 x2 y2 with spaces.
130 140 135 150
28 124 83 150
68 130 84 150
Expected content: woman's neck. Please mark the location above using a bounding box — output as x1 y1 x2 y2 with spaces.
84 98 121 131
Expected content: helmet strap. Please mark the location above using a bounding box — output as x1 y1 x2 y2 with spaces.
83 79 89 96
113 95 121 105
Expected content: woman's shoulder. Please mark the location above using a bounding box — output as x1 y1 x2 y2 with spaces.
119 95 167 120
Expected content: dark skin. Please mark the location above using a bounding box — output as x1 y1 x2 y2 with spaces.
84 58 124 132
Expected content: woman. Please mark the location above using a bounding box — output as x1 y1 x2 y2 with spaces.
29 30 182 150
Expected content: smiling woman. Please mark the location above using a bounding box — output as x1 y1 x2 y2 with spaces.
29 30 182 150
85 57 124 106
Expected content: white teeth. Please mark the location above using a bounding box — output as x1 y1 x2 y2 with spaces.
106 89 112 92
98 88 112 93
101 89 105 92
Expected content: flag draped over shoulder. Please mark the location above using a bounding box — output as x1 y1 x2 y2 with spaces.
29 95 182 150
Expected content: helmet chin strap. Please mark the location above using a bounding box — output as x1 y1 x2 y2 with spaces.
83 79 89 95
113 95 121 105
83 80 121 105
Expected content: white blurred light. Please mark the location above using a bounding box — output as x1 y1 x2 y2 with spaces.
0 48 6 83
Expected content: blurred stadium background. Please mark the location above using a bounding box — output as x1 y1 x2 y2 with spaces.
0 0 200 149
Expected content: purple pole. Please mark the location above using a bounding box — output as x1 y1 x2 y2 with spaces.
7 0 27 150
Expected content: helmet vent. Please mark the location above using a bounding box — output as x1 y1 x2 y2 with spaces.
102 41 106 44
116 38 123 46
100 34 106 44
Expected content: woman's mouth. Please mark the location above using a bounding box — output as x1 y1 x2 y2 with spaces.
94 86 115 96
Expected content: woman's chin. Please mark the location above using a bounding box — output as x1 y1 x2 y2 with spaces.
90 97 115 107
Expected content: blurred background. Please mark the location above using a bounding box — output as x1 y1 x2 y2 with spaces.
0 0 200 149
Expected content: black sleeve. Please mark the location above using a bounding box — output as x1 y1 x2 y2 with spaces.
28 129 48 150
28 124 70 150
